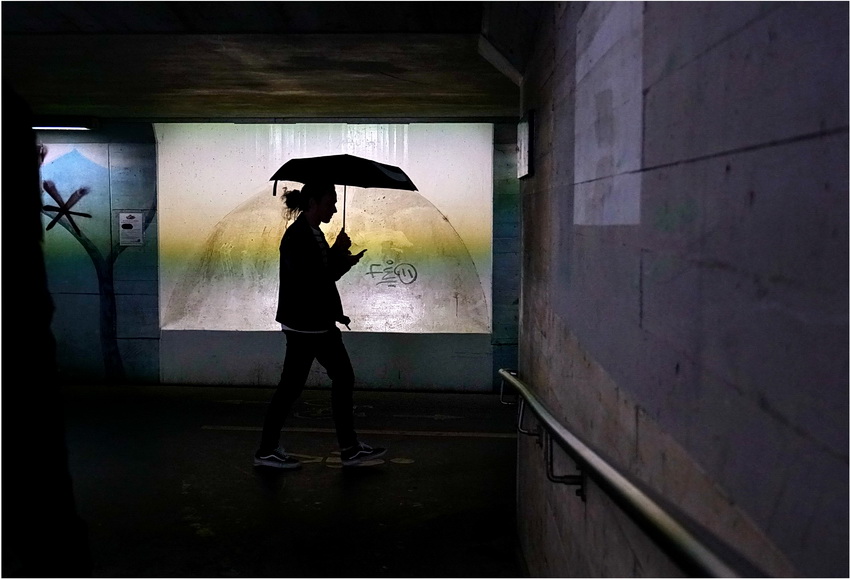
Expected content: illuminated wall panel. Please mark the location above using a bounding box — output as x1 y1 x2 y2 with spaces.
157 123 493 333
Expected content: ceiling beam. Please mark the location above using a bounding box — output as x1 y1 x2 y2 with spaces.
4 33 519 120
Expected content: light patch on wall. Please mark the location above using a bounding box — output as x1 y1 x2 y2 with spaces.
156 123 493 333
573 2 643 226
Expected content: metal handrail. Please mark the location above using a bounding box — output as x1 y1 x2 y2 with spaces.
499 368 767 578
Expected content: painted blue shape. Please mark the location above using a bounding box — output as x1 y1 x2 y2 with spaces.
41 148 111 249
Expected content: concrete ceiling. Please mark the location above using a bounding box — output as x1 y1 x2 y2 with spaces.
2 2 540 123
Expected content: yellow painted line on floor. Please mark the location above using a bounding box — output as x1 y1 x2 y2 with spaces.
202 425 517 439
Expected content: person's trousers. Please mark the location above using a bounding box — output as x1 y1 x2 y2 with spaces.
260 327 358 451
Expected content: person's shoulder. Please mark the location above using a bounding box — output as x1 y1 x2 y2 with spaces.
281 216 313 250
283 215 309 236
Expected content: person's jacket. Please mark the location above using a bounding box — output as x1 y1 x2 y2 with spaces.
275 213 352 331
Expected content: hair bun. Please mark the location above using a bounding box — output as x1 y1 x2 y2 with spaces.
283 188 303 211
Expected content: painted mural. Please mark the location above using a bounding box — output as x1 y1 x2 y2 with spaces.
39 143 157 381
158 123 493 333
162 182 489 332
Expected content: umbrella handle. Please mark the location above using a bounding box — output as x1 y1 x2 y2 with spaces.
342 184 346 232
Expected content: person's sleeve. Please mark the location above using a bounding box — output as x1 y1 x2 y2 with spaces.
327 246 353 281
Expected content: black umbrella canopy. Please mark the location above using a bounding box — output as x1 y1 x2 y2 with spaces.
270 154 417 194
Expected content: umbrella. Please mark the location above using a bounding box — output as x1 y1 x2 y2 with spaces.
270 154 418 229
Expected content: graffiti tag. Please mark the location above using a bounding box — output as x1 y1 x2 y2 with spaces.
366 260 418 287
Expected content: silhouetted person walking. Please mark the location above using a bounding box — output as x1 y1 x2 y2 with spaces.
255 182 386 468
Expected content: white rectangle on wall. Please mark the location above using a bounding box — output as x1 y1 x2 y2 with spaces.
155 123 493 334
574 1 643 225
119 212 144 246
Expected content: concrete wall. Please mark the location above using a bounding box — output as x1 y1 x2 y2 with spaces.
40 123 519 392
516 2 847 577
160 331 492 391
492 123 521 377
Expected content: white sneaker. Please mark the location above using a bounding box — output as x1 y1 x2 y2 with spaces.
253 447 302 469
341 442 387 466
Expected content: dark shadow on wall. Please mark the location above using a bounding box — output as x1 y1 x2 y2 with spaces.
1 82 92 576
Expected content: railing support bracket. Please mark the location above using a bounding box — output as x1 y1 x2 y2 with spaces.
517 398 542 445
499 374 519 406
545 432 586 501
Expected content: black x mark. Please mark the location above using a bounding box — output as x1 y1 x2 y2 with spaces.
42 180 92 235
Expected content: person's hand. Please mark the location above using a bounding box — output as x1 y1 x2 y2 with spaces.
349 248 367 266
333 231 352 251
